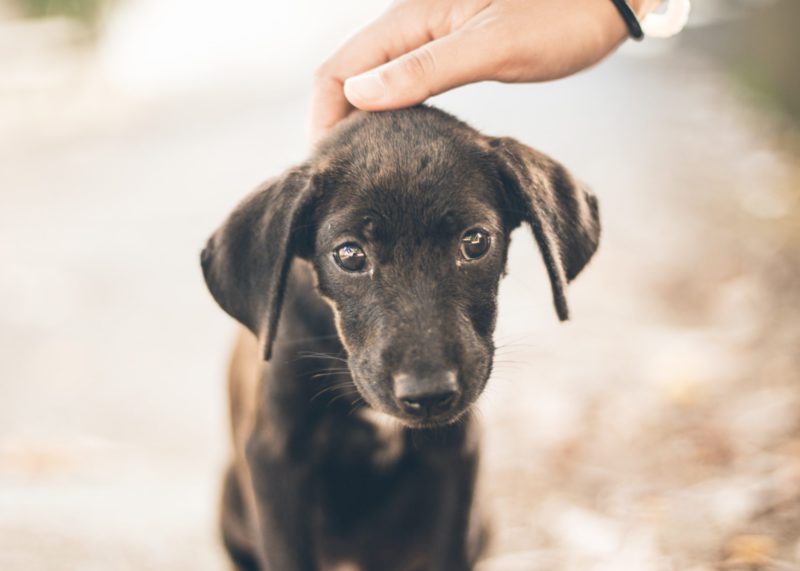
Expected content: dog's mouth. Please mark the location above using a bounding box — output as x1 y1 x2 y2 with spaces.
347 367 485 429
360 403 470 430
393 406 471 429
354 382 473 429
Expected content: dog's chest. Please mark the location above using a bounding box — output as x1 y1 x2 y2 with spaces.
311 408 410 504
309 409 438 570
311 409 435 520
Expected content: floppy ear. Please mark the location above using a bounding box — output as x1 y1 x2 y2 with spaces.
491 137 600 321
200 166 315 360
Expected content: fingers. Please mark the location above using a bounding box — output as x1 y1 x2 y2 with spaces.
343 27 498 112
309 74 353 144
308 5 438 142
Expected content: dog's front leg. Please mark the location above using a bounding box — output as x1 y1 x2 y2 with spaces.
425 425 481 571
246 428 317 571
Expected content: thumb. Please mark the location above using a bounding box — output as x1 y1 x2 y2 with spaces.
344 30 491 111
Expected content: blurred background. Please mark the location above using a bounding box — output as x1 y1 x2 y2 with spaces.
0 0 798 569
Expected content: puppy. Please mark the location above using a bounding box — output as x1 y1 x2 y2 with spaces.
201 106 600 571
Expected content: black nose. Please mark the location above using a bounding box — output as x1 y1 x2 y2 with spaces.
399 391 458 416
393 371 460 417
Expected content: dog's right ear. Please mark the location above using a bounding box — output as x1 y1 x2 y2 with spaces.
201 166 316 361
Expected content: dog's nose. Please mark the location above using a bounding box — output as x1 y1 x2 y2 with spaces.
393 370 460 417
399 390 458 416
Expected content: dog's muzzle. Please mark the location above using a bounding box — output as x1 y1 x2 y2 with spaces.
392 370 460 419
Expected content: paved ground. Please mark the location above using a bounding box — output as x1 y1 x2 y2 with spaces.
1 8 799 571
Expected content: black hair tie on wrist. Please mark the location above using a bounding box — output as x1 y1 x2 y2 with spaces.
609 0 644 40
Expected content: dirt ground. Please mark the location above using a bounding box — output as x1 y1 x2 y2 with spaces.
1 10 799 571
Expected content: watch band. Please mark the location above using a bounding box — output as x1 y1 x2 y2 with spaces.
609 0 645 41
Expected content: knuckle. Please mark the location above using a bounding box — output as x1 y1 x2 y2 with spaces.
401 48 437 82
313 59 338 85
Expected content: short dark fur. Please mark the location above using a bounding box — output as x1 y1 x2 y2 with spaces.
201 106 600 571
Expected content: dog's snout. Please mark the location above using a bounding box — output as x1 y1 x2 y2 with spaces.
399 391 457 417
393 370 459 418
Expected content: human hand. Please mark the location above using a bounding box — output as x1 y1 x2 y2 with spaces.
310 0 659 141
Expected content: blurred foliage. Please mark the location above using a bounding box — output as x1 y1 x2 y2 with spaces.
684 0 800 123
14 0 110 26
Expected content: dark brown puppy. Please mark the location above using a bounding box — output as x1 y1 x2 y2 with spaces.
201 106 600 571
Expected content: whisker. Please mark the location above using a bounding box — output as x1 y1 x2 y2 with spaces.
347 397 366 416
328 391 360 407
311 366 351 372
304 350 346 357
309 366 351 372
310 381 359 403
310 372 353 380
310 385 342 403
281 333 341 345
293 350 349 364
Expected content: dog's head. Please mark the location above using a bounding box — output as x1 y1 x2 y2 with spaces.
202 106 599 427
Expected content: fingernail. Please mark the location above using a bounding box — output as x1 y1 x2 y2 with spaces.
344 72 386 103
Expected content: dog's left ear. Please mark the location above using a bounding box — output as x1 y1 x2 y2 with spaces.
201 165 317 360
490 137 601 321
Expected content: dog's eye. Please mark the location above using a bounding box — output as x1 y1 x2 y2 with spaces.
334 243 368 272
460 229 490 260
